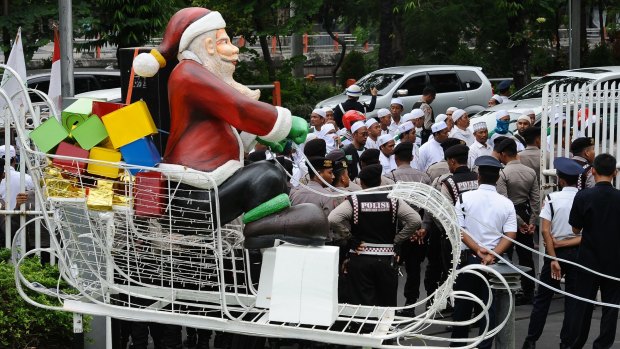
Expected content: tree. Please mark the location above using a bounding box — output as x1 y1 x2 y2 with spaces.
0 0 57 62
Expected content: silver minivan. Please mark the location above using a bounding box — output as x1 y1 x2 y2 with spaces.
316 65 493 118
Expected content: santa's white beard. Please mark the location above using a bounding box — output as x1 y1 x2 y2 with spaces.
202 54 261 101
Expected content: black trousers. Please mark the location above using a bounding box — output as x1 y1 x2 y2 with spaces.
425 223 452 298
168 160 288 231
451 253 496 349
567 269 620 349
402 239 427 304
525 246 578 344
347 254 398 307
512 204 536 296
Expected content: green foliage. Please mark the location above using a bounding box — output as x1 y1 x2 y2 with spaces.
584 43 620 67
338 51 368 87
0 0 57 61
0 248 82 348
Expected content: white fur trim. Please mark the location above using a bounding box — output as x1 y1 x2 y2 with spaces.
133 52 160 77
239 131 258 153
179 11 226 53
157 160 242 189
260 106 292 143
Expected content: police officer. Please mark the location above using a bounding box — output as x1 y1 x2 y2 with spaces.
290 156 340 218
328 164 422 307
519 127 542 182
569 137 595 190
494 138 540 304
451 156 517 348
522 157 584 349
333 84 378 128
389 142 431 184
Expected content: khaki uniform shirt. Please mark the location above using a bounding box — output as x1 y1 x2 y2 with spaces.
519 145 541 181
426 160 450 182
496 159 540 226
387 164 431 185
290 181 340 218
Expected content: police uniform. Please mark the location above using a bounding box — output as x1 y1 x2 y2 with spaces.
494 138 540 301
451 156 517 349
519 145 541 180
523 157 583 349
328 164 422 306
570 137 595 190
290 157 340 219
416 122 447 172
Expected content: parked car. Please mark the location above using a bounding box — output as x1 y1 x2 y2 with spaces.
74 87 122 103
27 68 121 103
471 66 620 132
316 65 493 118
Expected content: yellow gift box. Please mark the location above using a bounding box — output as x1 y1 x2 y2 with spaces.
87 147 122 178
102 100 158 149
87 179 114 211
43 166 85 198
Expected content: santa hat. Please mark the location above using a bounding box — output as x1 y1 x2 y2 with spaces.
133 7 226 77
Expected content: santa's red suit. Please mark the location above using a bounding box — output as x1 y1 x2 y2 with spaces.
157 60 291 188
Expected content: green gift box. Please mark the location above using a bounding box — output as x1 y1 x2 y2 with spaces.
29 117 69 153
72 116 109 150
61 98 93 133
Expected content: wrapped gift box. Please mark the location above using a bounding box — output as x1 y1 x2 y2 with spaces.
120 137 161 174
92 101 126 118
72 116 109 150
87 147 121 178
102 100 158 149
134 171 165 217
266 245 339 326
87 179 114 211
61 98 93 132
29 117 69 153
52 142 90 175
43 166 85 198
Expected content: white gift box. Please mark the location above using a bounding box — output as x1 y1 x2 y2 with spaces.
258 244 339 326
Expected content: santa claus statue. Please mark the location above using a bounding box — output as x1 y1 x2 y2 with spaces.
133 7 327 248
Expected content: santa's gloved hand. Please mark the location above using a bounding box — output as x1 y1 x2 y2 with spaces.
257 138 287 153
287 116 309 144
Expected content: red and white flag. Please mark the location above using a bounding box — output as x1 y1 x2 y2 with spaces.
48 28 62 112
0 27 27 117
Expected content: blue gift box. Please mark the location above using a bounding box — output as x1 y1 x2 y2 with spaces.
120 137 161 174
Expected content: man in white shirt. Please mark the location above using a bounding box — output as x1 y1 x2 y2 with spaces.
451 155 517 349
0 145 33 211
377 108 394 135
468 121 492 168
407 109 428 145
377 134 396 175
310 108 327 134
522 157 583 349
416 121 449 172
389 98 405 128
364 118 382 150
449 109 474 146
437 113 454 133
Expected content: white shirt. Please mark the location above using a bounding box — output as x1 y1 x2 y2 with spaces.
468 141 493 168
489 132 525 152
0 167 34 210
500 96 512 103
387 120 400 136
414 127 423 147
379 152 397 175
416 136 444 172
455 184 518 250
365 137 379 150
450 127 475 146
539 187 580 241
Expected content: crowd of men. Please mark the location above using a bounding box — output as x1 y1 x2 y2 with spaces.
244 83 620 349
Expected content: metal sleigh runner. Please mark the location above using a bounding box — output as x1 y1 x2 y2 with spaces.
7 8 510 348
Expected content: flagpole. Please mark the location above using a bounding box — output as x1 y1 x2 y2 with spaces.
59 0 74 98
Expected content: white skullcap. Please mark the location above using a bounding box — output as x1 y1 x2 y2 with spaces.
553 112 566 125
398 121 414 134
365 118 378 128
409 109 425 119
351 121 366 134
390 98 404 107
491 94 503 104
0 145 15 159
305 133 317 143
401 113 414 123
446 106 458 114
517 114 531 123
377 108 391 118
346 84 362 97
377 134 393 147
472 122 488 132
495 110 509 120
336 128 348 137
452 109 467 122
435 114 448 123
322 106 333 114
320 123 336 135
522 109 535 115
312 108 326 118
431 121 448 133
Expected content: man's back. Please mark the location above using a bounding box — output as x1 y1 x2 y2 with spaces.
388 165 431 185
519 146 540 177
569 182 620 276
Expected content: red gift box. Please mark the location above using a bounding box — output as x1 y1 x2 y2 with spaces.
52 141 90 175
134 171 165 217
92 101 126 118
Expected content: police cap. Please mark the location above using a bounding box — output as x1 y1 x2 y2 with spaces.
303 138 327 158
494 138 517 153
554 157 585 176
498 80 511 91
326 149 348 172
570 137 594 155
307 156 333 170
393 142 414 157
444 144 469 159
358 164 382 187
440 138 465 151
474 155 504 169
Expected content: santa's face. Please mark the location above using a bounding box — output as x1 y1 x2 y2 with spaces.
215 29 239 66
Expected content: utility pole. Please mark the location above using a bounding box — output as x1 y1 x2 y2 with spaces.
290 2 304 78
569 0 581 69
59 0 74 97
